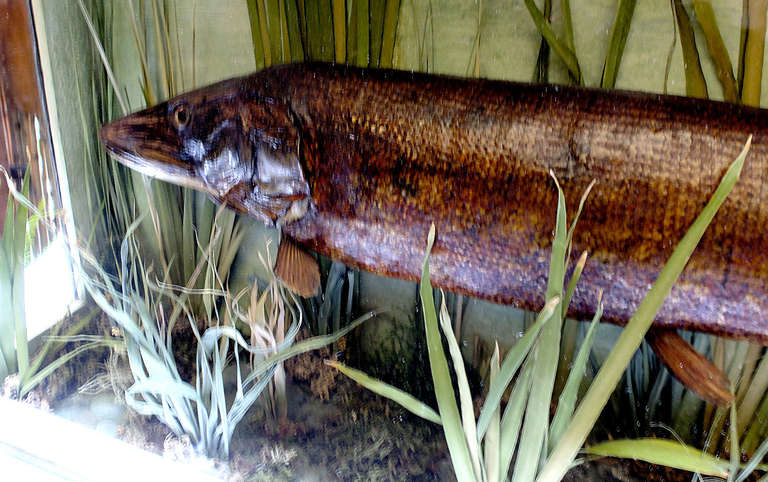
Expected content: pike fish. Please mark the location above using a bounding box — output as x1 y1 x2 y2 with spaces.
100 63 767 405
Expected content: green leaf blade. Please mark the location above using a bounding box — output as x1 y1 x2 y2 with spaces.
420 224 477 482
326 360 442 425
586 439 729 478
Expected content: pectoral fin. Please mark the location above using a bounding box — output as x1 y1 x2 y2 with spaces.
646 327 733 407
275 234 320 297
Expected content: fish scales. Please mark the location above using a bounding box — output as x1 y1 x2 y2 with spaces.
267 64 767 340
100 63 768 342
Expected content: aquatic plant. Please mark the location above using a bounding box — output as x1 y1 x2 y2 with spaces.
0 169 113 400
246 0 401 69
81 222 375 458
0 169 36 385
233 245 294 421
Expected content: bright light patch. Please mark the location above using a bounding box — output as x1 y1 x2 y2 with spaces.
23 235 77 338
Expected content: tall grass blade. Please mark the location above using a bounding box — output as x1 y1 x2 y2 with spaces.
150 0 170 100
736 435 768 482
485 342 501 482
706 341 748 451
325 360 441 424
738 353 768 435
477 295 560 439
585 439 729 478
737 0 749 96
523 0 582 85
601 0 637 89
77 0 128 114
284 0 305 60
562 251 587 319
538 138 751 482
126 0 156 105
369 0 386 67
743 386 768 455
673 0 708 98
549 294 603 451
693 0 739 102
246 0 268 68
264 0 284 64
278 0 292 62
512 171 569 482
470 0 483 77
257 0 273 66
741 0 768 106
420 224 476 482
11 172 31 383
439 294 482 481
305 0 334 62
730 401 740 482
0 211 14 378
332 0 346 62
379 0 400 68
532 0 552 83
736 343 762 403
560 0 575 80
356 0 370 66
499 357 533 482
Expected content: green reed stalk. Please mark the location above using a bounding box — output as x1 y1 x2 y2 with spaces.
693 0 738 102
601 0 637 89
741 0 768 106
673 0 708 98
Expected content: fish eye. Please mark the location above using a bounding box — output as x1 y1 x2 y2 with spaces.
172 103 190 129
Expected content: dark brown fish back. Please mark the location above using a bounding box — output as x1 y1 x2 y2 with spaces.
252 63 768 342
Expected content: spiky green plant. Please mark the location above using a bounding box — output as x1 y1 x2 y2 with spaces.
0 169 114 399
81 221 375 458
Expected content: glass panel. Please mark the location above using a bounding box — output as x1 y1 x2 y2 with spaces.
0 0 76 335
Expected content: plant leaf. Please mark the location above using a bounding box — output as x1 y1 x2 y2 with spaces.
601 0 637 89
523 0 582 85
484 342 501 482
477 295 559 440
439 294 482 481
499 358 533 482
326 360 441 425
420 223 477 482
692 0 738 102
549 293 603 450
673 0 708 98
586 439 728 478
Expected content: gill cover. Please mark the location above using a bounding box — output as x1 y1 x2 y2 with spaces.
240 97 310 225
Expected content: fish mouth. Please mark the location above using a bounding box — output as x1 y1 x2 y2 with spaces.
99 116 212 194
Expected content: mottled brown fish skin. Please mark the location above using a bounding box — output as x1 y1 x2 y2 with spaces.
244 63 767 342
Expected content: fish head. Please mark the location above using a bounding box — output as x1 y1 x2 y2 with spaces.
99 81 310 226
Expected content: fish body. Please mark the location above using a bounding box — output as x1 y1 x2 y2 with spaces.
100 62 768 343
